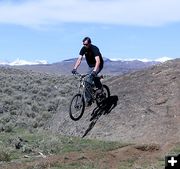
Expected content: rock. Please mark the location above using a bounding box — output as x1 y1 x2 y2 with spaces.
155 97 168 105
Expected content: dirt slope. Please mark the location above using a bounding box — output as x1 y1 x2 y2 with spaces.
49 59 180 146
0 59 179 169
1 144 162 169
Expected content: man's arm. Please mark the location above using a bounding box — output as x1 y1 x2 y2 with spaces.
73 55 83 70
93 56 100 72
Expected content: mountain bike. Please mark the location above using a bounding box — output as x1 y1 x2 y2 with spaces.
69 72 110 121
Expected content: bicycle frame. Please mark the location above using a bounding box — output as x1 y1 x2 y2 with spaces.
74 73 96 101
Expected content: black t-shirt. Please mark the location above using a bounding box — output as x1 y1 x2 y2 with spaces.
79 44 104 68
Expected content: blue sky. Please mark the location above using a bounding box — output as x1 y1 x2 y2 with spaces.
0 0 180 63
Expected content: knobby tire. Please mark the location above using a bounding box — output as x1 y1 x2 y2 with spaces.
96 85 110 107
69 93 85 121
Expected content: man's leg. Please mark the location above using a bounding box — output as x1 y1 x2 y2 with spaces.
94 76 102 89
84 67 94 105
94 66 103 90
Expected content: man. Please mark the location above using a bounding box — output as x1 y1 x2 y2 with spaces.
72 37 104 106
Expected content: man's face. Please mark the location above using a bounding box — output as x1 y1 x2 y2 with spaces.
83 40 90 48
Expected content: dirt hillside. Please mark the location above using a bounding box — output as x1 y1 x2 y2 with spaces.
0 59 179 169
48 59 180 146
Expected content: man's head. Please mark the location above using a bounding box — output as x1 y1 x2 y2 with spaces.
82 37 91 48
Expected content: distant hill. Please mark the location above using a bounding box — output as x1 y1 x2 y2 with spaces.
6 58 160 75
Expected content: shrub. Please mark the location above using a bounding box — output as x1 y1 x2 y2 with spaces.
25 111 36 118
4 122 14 133
0 150 10 162
47 101 59 112
0 105 4 114
31 104 39 113
10 111 17 115
1 114 11 124
39 136 63 154
3 87 13 95
0 124 5 132
42 111 52 120
14 94 23 100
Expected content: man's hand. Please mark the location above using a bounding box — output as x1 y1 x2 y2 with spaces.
91 71 97 77
71 69 77 74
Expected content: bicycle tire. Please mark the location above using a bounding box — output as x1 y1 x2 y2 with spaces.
102 85 110 98
69 93 85 121
96 85 110 107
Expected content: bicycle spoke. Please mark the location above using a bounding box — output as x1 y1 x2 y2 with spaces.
69 94 85 121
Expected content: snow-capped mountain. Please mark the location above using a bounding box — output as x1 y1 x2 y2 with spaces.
0 58 48 66
110 56 173 63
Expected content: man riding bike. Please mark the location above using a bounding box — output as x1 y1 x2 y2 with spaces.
72 37 104 106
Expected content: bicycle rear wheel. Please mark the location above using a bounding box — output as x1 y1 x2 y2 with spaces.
69 94 85 121
102 85 110 98
96 85 110 107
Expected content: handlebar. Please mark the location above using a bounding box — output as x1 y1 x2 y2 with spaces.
73 72 90 79
73 72 104 81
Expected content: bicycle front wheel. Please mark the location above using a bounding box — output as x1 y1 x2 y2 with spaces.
69 94 85 121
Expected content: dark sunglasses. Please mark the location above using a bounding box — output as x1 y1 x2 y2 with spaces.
83 43 89 46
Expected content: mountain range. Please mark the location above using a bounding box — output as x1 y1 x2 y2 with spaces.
0 58 162 75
